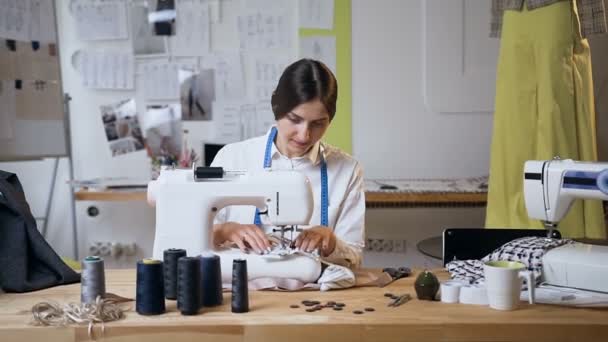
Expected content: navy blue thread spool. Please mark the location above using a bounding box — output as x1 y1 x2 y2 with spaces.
81 256 106 304
199 253 223 307
136 259 166 315
177 257 201 315
231 259 249 313
163 248 186 300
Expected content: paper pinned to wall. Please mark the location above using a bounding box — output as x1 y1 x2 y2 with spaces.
245 0 290 11
208 0 221 23
29 0 57 43
298 0 334 30
139 60 198 101
213 54 245 101
237 9 294 50
247 54 289 101
255 101 275 137
0 0 32 41
131 2 167 56
212 100 275 143
213 101 242 143
72 50 135 90
300 35 336 75
0 80 17 140
142 103 182 159
179 69 215 121
71 0 129 41
240 103 257 140
100 99 145 157
170 0 210 56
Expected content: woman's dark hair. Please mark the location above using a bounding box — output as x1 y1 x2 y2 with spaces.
271 59 338 121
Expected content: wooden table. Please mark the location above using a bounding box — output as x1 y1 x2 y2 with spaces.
1 269 607 342
74 188 488 208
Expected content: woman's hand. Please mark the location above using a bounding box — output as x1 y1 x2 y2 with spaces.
294 226 336 257
213 222 271 254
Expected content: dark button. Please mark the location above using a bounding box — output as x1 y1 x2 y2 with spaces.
364 307 375 312
333 307 343 311
353 310 364 314
290 305 299 309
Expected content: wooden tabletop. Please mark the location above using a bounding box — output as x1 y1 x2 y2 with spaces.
1 269 607 342
74 189 488 208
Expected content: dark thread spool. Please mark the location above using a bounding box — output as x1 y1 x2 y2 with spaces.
177 257 201 315
163 248 186 300
199 253 223 307
136 259 166 315
81 256 106 304
231 259 249 313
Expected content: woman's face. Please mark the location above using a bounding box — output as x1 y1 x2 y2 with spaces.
275 99 331 158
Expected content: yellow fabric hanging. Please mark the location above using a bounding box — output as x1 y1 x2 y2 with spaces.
485 0 606 238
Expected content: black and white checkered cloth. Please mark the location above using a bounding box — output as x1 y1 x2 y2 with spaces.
446 236 574 286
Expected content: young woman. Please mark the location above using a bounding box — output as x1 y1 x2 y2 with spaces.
211 59 365 268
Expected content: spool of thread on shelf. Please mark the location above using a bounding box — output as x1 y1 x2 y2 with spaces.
163 248 187 300
231 259 249 313
136 259 166 315
81 256 106 304
199 253 223 307
177 257 201 315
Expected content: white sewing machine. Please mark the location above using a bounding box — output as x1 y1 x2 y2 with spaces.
524 159 608 292
147 166 322 283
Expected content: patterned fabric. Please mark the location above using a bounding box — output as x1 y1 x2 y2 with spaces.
446 237 574 286
491 0 607 37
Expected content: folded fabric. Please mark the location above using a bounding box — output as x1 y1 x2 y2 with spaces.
317 264 356 291
446 236 573 287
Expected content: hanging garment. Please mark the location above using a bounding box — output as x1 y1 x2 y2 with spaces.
485 0 606 238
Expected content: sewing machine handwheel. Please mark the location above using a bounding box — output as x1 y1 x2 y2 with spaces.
597 169 608 195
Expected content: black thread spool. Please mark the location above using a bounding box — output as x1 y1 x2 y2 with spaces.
199 253 223 307
231 259 249 313
163 248 187 300
136 259 166 315
177 257 201 315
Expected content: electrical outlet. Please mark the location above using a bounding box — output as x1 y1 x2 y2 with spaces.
88 241 112 257
381 239 393 252
393 239 407 253
366 238 407 253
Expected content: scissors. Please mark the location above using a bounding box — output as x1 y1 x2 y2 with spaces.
383 267 412 280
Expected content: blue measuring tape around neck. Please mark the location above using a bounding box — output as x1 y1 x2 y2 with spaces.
254 126 329 226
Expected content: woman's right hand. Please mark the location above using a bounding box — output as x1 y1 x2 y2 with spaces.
213 222 272 254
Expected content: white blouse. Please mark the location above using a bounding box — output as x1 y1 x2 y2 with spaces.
211 127 366 268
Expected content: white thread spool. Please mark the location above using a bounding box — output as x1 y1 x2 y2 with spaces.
440 281 462 303
459 284 488 305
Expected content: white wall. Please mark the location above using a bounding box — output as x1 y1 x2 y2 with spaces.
352 0 495 179
352 0 494 267
1 0 498 268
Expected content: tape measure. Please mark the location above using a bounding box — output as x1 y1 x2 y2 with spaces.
254 126 329 226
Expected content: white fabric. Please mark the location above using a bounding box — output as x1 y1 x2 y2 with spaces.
317 264 356 291
211 126 365 268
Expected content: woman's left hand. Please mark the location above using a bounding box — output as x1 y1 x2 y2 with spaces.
294 226 336 257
